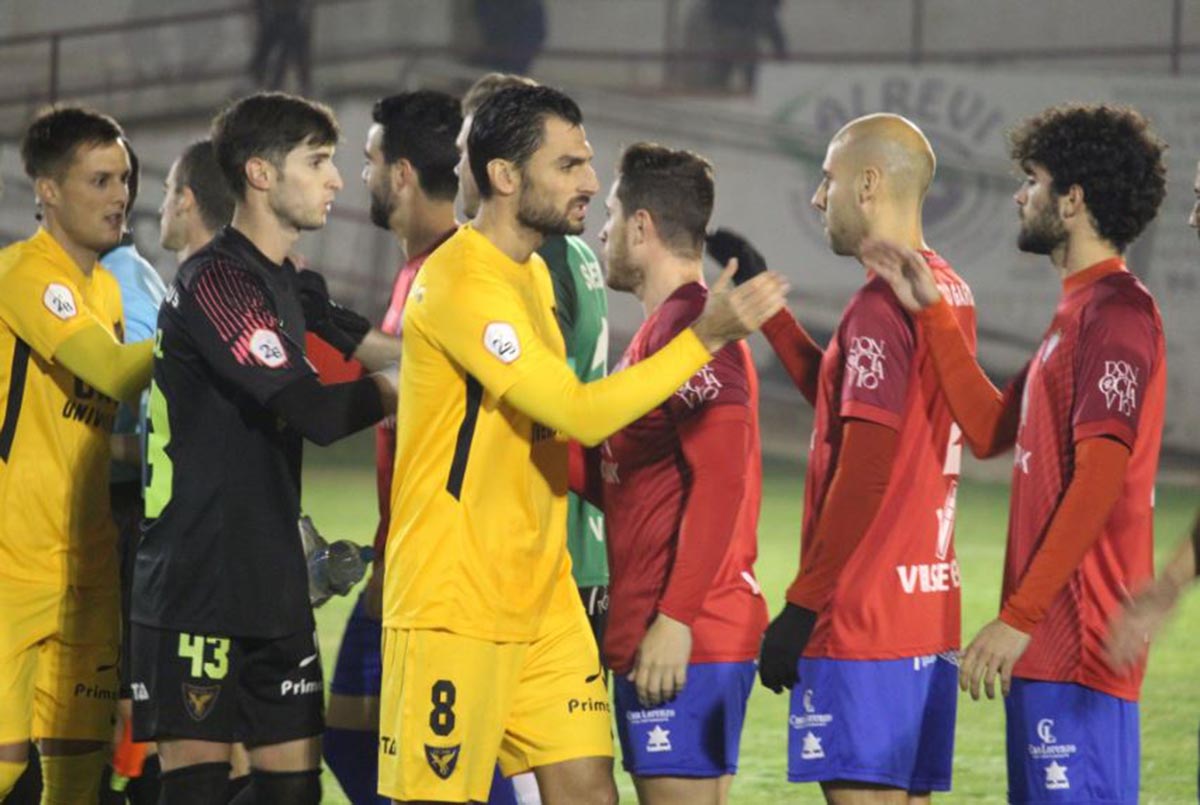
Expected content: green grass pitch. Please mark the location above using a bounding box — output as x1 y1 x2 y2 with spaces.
304 444 1198 804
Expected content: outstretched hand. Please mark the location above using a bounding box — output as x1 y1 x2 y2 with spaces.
859 238 942 313
692 260 789 353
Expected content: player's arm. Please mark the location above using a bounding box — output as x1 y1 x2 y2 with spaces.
862 238 1020 457
1107 511 1200 669
441 263 786 447
54 325 152 403
295 268 400 371
631 405 753 707
705 228 822 404
268 373 388 447
758 419 898 692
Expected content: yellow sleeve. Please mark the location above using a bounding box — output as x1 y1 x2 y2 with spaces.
422 264 712 447
54 326 152 403
0 254 104 361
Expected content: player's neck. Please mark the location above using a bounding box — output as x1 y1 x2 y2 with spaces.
473 203 542 264
42 217 98 275
866 214 927 253
640 254 701 317
231 204 298 266
178 225 218 264
1053 231 1118 281
395 201 456 259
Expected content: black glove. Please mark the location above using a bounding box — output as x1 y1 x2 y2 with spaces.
705 227 768 286
295 269 371 359
758 602 817 693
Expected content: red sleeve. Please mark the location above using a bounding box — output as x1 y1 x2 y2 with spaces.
999 436 1130 632
761 308 822 406
656 405 753 625
785 419 898 610
917 297 1023 458
1072 298 1159 449
304 332 365 383
837 285 914 430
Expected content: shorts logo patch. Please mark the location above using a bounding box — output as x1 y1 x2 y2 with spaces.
424 744 460 779
646 725 671 753
1044 760 1069 790
483 322 520 364
182 682 221 721
249 328 287 368
43 283 78 320
800 730 825 760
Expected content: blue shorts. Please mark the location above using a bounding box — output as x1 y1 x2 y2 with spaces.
1005 679 1139 804
614 660 755 777
788 654 957 791
329 594 382 697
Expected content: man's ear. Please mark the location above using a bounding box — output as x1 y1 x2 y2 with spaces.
244 156 274 193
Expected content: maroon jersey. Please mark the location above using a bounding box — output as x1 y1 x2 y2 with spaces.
1006 258 1164 700
802 252 976 659
601 282 768 674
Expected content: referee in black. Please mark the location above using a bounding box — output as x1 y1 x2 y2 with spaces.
129 92 397 805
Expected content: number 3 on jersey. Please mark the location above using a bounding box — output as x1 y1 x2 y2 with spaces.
178 632 230 680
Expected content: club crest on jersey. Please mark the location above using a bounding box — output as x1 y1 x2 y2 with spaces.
846 336 885 389
1098 360 1138 415
249 328 287 368
182 682 220 721
424 744 460 779
483 322 521 364
43 283 78 320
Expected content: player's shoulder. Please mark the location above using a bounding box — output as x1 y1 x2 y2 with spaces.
175 234 257 295
851 273 910 322
1085 269 1161 333
655 282 706 337
0 230 70 285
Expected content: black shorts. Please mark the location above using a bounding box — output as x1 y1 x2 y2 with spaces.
129 623 323 746
110 480 141 696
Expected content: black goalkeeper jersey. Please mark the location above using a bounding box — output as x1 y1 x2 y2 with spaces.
132 227 316 638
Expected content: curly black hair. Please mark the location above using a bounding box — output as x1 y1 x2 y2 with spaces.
1008 104 1167 252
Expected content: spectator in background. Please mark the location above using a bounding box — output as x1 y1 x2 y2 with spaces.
249 0 314 95
674 0 786 93
468 0 547 74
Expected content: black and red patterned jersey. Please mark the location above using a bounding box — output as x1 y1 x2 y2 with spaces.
133 226 316 638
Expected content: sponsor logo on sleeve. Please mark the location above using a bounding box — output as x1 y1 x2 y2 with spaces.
483 322 521 364
675 364 723 409
249 328 287 368
1099 360 1138 415
845 336 886 389
43 283 78 320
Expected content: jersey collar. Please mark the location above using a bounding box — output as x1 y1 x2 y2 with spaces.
1063 256 1126 295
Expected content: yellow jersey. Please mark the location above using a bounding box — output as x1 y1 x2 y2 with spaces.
0 228 124 589
385 225 713 642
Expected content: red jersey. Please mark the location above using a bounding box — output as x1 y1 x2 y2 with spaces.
601 283 768 674
1005 259 1164 701
802 252 976 659
373 230 456 556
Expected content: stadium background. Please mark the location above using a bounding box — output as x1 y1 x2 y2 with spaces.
0 1 1196 801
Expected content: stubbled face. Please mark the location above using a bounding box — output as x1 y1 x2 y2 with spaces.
362 123 396 231
811 139 867 256
159 158 189 251
599 178 638 292
456 113 480 218
1189 160 1199 238
514 116 599 237
44 140 129 254
1014 161 1067 255
268 140 343 232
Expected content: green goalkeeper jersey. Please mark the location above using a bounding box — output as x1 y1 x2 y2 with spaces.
538 234 609 587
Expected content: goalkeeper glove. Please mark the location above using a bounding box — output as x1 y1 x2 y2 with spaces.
705 227 769 286
298 515 374 607
758 602 818 693
295 269 371 360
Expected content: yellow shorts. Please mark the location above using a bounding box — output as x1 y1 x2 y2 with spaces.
0 581 120 743
378 598 613 803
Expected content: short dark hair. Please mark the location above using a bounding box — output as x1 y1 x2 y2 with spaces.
211 92 339 198
468 85 583 200
461 72 537 117
617 142 714 257
1008 104 1167 252
371 90 462 202
177 139 236 233
21 105 124 181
